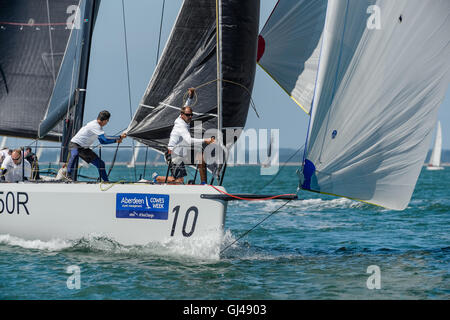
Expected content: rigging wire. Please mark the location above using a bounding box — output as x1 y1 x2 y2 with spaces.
121 0 137 181
220 198 294 255
156 0 165 65
259 145 304 192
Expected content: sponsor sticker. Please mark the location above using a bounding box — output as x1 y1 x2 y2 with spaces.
116 193 169 220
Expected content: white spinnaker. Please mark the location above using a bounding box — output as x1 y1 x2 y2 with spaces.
302 0 450 210
258 0 327 114
429 121 442 167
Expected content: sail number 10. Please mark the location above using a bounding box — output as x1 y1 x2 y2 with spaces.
170 205 198 237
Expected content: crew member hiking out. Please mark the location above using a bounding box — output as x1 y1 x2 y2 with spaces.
67 110 127 181
153 88 215 184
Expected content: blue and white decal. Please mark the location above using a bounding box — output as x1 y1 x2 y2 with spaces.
116 193 169 220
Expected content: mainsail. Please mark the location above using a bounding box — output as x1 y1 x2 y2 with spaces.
126 0 260 154
298 0 450 210
257 0 327 114
0 0 79 140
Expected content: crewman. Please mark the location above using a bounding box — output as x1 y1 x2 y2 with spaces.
0 149 31 182
66 110 126 181
153 88 214 184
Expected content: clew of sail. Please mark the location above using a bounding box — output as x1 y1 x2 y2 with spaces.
257 0 328 115
299 0 450 210
0 0 81 141
126 0 260 154
428 121 443 169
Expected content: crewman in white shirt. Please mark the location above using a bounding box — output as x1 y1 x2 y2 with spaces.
154 88 214 184
66 110 126 181
0 149 31 182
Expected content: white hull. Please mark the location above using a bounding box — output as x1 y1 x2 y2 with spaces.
0 182 227 246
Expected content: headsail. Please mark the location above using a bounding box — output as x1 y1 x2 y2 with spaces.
257 0 328 114
300 0 450 210
126 0 260 153
38 0 88 139
0 0 79 141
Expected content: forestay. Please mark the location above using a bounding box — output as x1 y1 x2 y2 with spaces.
301 0 450 210
126 0 260 154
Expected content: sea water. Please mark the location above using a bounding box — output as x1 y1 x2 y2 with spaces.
0 164 448 300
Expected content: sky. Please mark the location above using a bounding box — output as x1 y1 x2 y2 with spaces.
5 0 450 151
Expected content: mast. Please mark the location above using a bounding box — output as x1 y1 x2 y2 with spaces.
216 0 223 136
63 0 97 180
215 0 224 184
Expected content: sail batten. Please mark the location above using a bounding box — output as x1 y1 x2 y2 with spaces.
299 0 450 210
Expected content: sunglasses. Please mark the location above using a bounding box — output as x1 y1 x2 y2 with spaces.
12 156 21 161
183 113 193 117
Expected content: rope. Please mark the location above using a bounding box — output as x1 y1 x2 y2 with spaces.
100 180 124 191
107 143 120 178
220 199 293 255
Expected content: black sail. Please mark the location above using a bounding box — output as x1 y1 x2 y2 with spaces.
0 0 79 141
126 0 260 153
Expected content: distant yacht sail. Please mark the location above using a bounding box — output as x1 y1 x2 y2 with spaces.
127 142 141 168
427 121 444 170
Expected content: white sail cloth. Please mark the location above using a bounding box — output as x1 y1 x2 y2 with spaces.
258 0 327 114
301 0 450 210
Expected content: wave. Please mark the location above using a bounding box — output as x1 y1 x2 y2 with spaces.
0 232 227 262
229 197 367 217
0 234 72 251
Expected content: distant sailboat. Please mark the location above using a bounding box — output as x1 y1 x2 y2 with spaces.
0 136 7 150
427 121 444 170
127 142 141 168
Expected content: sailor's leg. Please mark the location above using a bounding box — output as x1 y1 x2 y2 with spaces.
91 157 108 182
67 148 79 179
